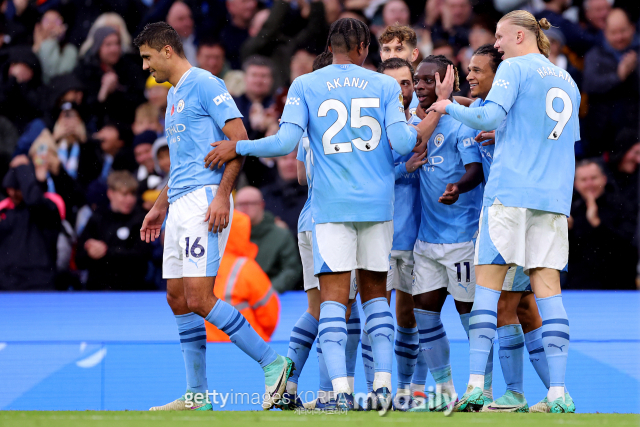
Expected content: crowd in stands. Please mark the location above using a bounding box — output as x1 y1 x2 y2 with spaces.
0 0 638 292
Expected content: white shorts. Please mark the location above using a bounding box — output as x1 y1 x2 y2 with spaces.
412 240 476 302
163 185 233 279
387 250 414 294
502 266 532 292
312 221 393 275
475 199 569 273
299 230 357 299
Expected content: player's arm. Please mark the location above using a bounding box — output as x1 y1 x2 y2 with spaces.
438 162 483 205
297 160 307 185
427 100 506 131
140 184 169 243
205 118 247 233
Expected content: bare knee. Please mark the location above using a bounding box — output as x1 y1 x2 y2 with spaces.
166 279 189 315
497 292 521 327
184 283 217 317
454 300 473 315
517 293 542 332
396 304 416 328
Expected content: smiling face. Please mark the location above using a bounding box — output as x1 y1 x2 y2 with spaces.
467 54 495 99
494 20 520 59
383 66 414 111
139 43 171 83
414 62 442 110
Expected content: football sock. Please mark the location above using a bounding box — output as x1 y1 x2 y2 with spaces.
411 351 428 391
361 330 375 393
497 324 525 395
286 312 318 390
524 326 550 389
395 326 420 391
316 338 333 400
346 302 361 386
206 300 277 368
362 297 394 390
175 312 208 393
468 285 500 389
460 312 493 398
537 294 570 402
414 309 453 393
318 301 348 383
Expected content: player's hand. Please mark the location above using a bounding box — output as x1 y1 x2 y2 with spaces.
140 206 166 243
205 194 230 233
426 99 451 115
475 130 495 146
205 140 239 169
439 183 460 205
435 64 455 101
405 151 428 173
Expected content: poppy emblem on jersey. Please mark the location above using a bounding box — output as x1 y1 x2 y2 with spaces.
286 97 300 106
177 99 185 113
493 79 510 89
434 133 445 147
170 104 175 115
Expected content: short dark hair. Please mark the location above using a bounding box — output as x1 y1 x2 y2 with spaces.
576 158 606 175
134 22 185 58
378 25 417 49
420 54 460 92
242 55 274 74
326 17 371 54
377 57 414 76
473 44 502 73
313 51 333 71
197 37 225 53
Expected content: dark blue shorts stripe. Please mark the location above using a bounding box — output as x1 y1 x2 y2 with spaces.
420 331 447 343
469 322 497 330
227 318 247 336
347 317 361 324
180 335 207 343
361 344 372 351
362 354 374 362
179 326 206 336
418 324 443 334
542 331 570 340
318 327 348 336
395 340 419 351
500 342 525 351
290 336 313 349
394 350 419 359
366 312 393 324
470 309 497 318
367 323 395 334
319 317 346 324
542 318 570 326
292 326 317 340
529 347 545 354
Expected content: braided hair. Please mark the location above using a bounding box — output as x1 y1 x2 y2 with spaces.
473 44 502 73
326 17 371 54
420 54 460 92
313 51 333 71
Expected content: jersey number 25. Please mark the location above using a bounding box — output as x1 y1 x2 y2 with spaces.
318 98 382 155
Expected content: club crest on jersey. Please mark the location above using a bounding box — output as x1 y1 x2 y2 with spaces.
170 104 175 115
434 133 445 147
177 99 185 113
398 93 403 104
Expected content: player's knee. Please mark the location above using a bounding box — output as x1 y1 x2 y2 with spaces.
396 305 416 328
184 293 211 317
166 289 186 312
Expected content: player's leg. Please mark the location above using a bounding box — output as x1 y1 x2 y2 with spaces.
345 280 361 395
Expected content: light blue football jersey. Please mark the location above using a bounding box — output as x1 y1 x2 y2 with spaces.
280 64 411 223
469 98 494 185
165 67 243 203
485 53 581 216
418 106 483 244
392 114 422 251
296 131 312 233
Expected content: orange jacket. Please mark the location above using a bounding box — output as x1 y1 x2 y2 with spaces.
205 210 280 342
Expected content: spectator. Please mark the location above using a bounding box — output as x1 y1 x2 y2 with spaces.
459 18 495 76
46 73 86 128
236 186 302 293
76 171 152 290
93 122 137 177
262 150 308 234
0 155 62 290
545 28 569 70
607 128 640 209
235 56 275 140
567 159 638 289
427 0 474 51
141 136 170 211
0 47 43 133
132 102 162 136
196 39 229 79
133 130 163 197
78 13 133 57
144 76 171 124
535 0 600 56
370 0 411 38
205 210 280 341
166 1 197 65
221 0 259 69
584 0 611 36
74 26 145 128
32 9 78 84
583 8 639 155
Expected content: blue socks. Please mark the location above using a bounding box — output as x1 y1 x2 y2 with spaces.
361 330 374 392
318 301 348 381
414 309 452 387
460 312 494 396
537 295 570 393
362 297 395 376
346 302 361 383
395 326 419 391
206 300 277 368
468 286 501 380
524 326 550 388
287 312 318 386
176 313 208 393
316 338 333 398
497 324 525 394
412 350 428 391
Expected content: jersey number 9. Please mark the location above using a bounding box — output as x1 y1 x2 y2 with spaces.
318 98 382 155
545 88 573 141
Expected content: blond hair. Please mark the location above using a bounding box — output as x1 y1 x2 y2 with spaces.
107 170 138 193
499 10 552 58
135 102 160 123
79 13 132 57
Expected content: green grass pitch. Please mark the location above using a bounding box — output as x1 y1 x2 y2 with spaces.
1 411 638 427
